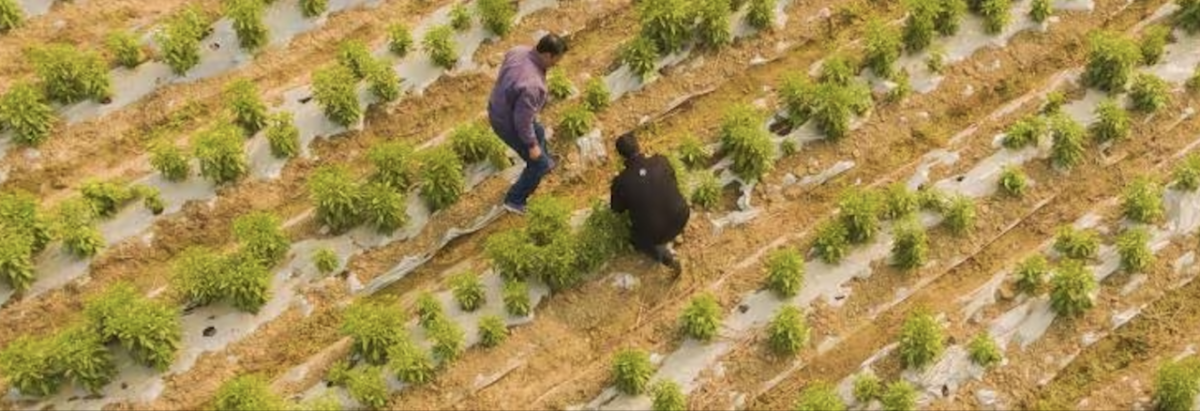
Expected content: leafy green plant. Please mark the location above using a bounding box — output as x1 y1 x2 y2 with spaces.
213 375 287 411
424 25 459 69
1140 25 1170 65
341 300 404 365
388 23 414 57
813 220 850 264
998 165 1028 197
226 79 268 134
227 0 268 52
478 0 517 36
838 189 881 244
0 0 22 33
419 146 466 211
1083 31 1141 93
0 335 61 397
881 183 918 220
778 73 815 126
768 305 809 356
927 46 946 73
486 230 539 280
690 171 721 210
150 139 190 181
720 104 775 182
1122 177 1164 223
637 0 692 54
368 141 418 190
968 332 1002 367
155 8 208 75
233 211 289 266
680 293 722 341
310 165 362 233
300 0 328 18
450 3 473 31
56 199 103 257
364 58 400 102
172 248 271 313
574 201 632 274
337 39 372 79
899 309 944 370
696 0 733 49
193 122 248 184
0 191 51 254
339 366 388 410
747 0 775 30
80 179 135 217
313 248 340 275
887 69 912 103
612 348 653 395
265 112 300 159
1172 153 1200 191
389 338 436 385
547 67 573 100
621 36 659 81
852 373 882 403
903 0 938 52
502 279 531 316
651 380 687 411
84 283 181 370
30 44 112 103
360 182 407 234
978 0 1011 33
936 0 967 35
820 54 856 86
764 248 804 298
674 136 709 170
0 82 54 146
1054 226 1100 260
450 271 486 312
1090 98 1130 144
478 314 508 348
1153 357 1200 411
1130 73 1170 113
865 18 902 79
1030 0 1051 23
415 291 445 329
1050 259 1096 317
1014 255 1049 295
557 104 595 141
0 235 35 292
881 381 917 411
1002 115 1045 149
137 185 165 215
891 220 928 270
428 317 466 363
583 77 611 112
50 328 119 394
313 64 362 127
794 381 846 411
1049 113 1086 170
1117 227 1155 273
811 81 872 140
943 194 976 236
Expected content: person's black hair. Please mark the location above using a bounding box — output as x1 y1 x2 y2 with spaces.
536 33 569 57
616 132 640 160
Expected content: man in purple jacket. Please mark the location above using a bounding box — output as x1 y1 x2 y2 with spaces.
488 34 569 215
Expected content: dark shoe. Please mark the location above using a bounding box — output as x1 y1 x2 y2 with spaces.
656 245 682 278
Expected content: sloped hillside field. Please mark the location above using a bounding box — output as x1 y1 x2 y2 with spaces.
1 0 1200 409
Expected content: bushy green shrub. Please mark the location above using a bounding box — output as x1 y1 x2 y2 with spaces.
56 199 103 257
172 249 271 313
891 220 928 270
1122 177 1164 223
0 191 51 253
923 189 948 212
336 39 372 79
943 194 976 235
1002 115 1045 149
368 141 417 190
0 335 61 397
193 122 248 184
621 35 659 81
1172 153 1200 191
1030 0 1051 22
0 0 22 33
813 220 850 264
998 165 1028 197
448 271 485 312
428 317 466 363
968 332 1002 367
1152 357 1200 411
865 18 902 79
364 58 401 102
680 293 722 341
937 0 967 35
1130 73 1170 113
747 0 775 30
903 0 938 52
341 299 403 365
424 25 458 69
794 381 846 411
227 0 268 52
651 380 687 411
812 81 872 140
360 182 407 234
84 283 181 370
450 3 473 31
1050 259 1095 317
478 0 517 36
313 65 362 127
881 183 918 220
0 235 35 292
1178 0 1200 33
887 70 912 103
502 279 531 316
881 381 917 411
899 309 943 370
135 185 165 215
852 373 882 403
1083 31 1141 93
764 248 804 298
612 348 653 395
696 0 733 49
50 328 116 393
778 73 815 126
838 189 881 244
156 7 208 75
388 23 413 57
388 338 436 385
149 140 190 181
637 0 692 54
233 211 289 265
30 44 112 103
106 31 143 68
1140 25 1170 65
548 67 573 100
1049 113 1086 170
420 146 466 211
583 77 611 112
1117 227 1154 273
213 375 287 411
678 136 710 168
978 0 1011 33
720 104 775 182
767 305 809 356
1090 98 1130 144
820 55 856 86
1014 254 1049 295
486 230 539 281
265 112 300 159
340 366 388 410
415 291 446 329
78 179 134 218
926 46 946 73
556 104 595 141
478 314 508 348
526 196 570 246
1054 226 1100 260
0 82 54 146
226 79 267 134
309 165 362 233
313 248 340 275
690 171 721 210
301 0 328 18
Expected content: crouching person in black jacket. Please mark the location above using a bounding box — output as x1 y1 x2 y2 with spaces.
610 132 690 276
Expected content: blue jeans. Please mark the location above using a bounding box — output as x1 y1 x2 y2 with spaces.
494 122 552 207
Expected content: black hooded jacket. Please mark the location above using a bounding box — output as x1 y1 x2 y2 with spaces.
610 154 690 248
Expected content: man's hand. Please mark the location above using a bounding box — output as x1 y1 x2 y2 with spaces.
529 144 542 160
